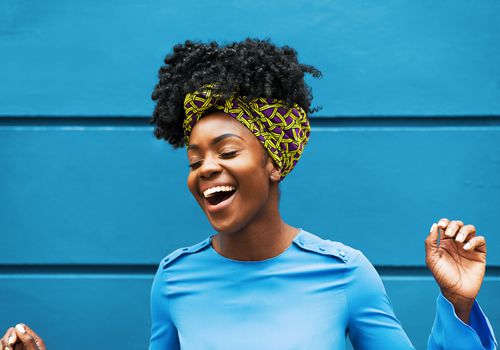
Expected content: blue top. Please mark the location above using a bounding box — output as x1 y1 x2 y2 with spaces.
149 229 497 349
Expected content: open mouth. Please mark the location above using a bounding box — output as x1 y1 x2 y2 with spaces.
203 186 236 207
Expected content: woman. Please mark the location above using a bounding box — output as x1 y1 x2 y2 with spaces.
2 38 496 350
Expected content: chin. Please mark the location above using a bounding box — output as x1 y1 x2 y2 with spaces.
206 212 253 235
207 218 240 235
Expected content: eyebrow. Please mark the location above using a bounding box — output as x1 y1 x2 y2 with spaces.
188 133 244 150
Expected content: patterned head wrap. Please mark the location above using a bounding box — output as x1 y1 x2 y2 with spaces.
183 84 311 179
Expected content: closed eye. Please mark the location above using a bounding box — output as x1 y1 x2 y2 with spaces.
220 150 238 159
188 161 202 169
188 150 238 169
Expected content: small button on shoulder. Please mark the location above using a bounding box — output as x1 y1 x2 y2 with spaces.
294 230 352 263
162 237 211 269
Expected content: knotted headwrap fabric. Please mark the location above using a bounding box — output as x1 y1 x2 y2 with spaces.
183 84 311 179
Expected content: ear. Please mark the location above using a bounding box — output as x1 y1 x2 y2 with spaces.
270 168 281 182
267 160 281 182
263 152 281 182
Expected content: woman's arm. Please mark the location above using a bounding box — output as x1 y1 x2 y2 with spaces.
346 217 496 349
425 218 486 322
425 218 497 348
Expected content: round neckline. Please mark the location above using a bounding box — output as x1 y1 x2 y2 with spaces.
208 228 304 264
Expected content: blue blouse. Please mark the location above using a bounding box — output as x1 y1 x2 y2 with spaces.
149 229 497 349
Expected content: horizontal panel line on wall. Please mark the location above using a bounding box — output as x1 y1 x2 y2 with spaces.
0 264 156 276
0 264 499 278
1 116 500 128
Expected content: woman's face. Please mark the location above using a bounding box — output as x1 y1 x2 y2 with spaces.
187 112 279 234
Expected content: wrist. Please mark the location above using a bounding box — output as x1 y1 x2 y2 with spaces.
441 290 475 323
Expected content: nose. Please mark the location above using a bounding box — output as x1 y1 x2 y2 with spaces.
199 155 222 179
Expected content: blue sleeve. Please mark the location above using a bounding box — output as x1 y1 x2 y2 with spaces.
345 250 415 349
148 263 180 350
427 292 497 349
346 250 497 350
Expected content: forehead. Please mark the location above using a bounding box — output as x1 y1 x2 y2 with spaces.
189 112 252 143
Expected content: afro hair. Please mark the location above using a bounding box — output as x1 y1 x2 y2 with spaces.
150 38 322 148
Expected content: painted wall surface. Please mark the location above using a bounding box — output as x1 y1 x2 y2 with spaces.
1 1 499 349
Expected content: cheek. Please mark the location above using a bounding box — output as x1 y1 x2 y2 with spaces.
187 172 199 198
232 162 270 198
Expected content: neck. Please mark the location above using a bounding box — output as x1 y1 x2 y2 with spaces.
211 198 299 261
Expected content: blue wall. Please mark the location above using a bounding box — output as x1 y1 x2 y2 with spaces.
1 1 499 349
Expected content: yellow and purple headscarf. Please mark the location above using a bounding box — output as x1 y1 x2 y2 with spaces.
183 84 311 179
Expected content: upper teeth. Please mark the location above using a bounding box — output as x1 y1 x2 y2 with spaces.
203 186 236 198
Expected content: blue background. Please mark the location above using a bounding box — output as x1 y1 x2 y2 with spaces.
1 1 499 349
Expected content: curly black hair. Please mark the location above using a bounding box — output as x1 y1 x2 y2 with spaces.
150 38 322 148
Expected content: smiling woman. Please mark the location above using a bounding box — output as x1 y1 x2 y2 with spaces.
1 38 497 350
146 38 497 349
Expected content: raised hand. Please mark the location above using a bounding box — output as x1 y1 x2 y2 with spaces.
1 324 46 350
425 218 487 323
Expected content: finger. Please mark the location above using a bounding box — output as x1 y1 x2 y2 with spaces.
437 218 450 230
7 328 17 347
444 220 464 238
1 327 17 350
456 224 476 243
14 324 39 350
463 236 487 253
436 218 450 239
22 325 45 350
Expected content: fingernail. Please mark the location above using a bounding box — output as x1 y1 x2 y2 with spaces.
8 335 14 344
445 227 454 237
463 242 471 250
456 233 465 242
15 324 25 334
5 346 10 350
430 223 437 232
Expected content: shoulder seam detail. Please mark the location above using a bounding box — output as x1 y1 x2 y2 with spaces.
162 237 211 269
294 230 351 263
